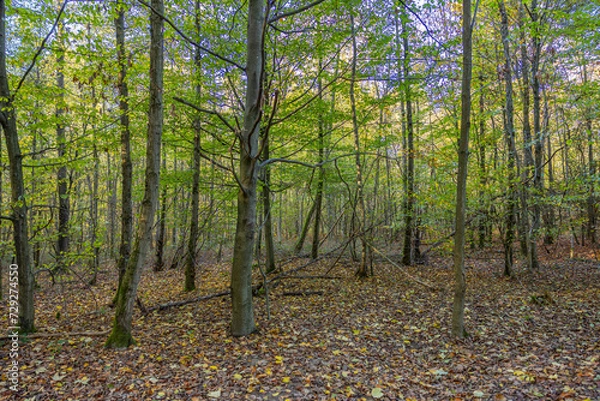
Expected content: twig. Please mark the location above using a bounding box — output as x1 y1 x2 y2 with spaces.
365 241 438 290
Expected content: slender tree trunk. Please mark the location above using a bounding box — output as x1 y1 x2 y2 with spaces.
0 0 35 332
230 0 265 337
311 61 327 260
349 13 368 277
395 4 416 266
294 199 315 254
529 0 542 269
542 88 555 244
185 2 202 292
115 0 133 300
262 139 276 273
582 65 596 243
56 28 70 270
499 0 517 277
106 0 163 347
452 0 472 339
477 75 487 249
517 3 533 260
154 151 167 272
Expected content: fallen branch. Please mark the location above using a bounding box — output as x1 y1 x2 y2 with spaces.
9 330 111 339
279 275 342 280
282 290 324 296
145 290 230 314
366 241 439 290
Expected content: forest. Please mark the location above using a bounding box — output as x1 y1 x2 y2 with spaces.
0 0 599 399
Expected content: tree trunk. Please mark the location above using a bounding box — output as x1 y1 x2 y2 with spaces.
477 74 487 249
499 0 517 278
581 65 596 244
230 0 265 337
185 3 202 292
530 0 542 269
452 0 472 339
154 151 167 272
518 3 533 260
349 13 368 277
396 5 416 266
56 28 70 270
106 0 163 348
115 0 133 300
262 139 276 273
294 199 315 254
0 0 35 333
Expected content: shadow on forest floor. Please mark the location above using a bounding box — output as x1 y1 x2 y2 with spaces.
1 240 599 400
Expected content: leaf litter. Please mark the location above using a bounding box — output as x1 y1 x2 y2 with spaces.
1 243 598 400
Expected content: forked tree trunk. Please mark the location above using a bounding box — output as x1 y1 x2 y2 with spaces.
106 0 163 348
230 0 265 337
0 0 35 332
452 0 472 339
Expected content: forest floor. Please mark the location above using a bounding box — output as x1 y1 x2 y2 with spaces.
1 240 599 401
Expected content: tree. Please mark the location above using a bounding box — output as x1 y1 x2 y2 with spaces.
452 0 472 339
114 0 133 303
0 0 35 333
106 0 164 347
230 0 265 337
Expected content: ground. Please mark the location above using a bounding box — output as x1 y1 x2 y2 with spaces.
1 241 599 400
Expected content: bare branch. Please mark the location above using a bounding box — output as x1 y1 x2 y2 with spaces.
268 0 328 24
136 0 245 71
173 96 237 134
14 0 69 97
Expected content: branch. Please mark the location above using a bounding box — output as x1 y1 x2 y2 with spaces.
136 0 245 71
173 96 237 134
268 0 328 24
396 0 451 53
14 0 69 97
0 215 16 222
366 241 439 290
258 158 316 169
145 291 231 314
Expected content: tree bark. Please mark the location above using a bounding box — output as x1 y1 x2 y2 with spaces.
115 0 133 300
106 0 163 348
452 0 472 339
518 3 533 261
230 0 265 337
56 26 70 270
0 0 35 333
349 13 368 277
499 0 517 277
530 0 542 269
185 2 202 292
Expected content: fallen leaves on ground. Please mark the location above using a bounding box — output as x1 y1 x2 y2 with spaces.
1 242 598 400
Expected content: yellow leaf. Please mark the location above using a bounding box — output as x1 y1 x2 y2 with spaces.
371 387 384 399
282 377 290 383
233 373 243 380
275 356 283 364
